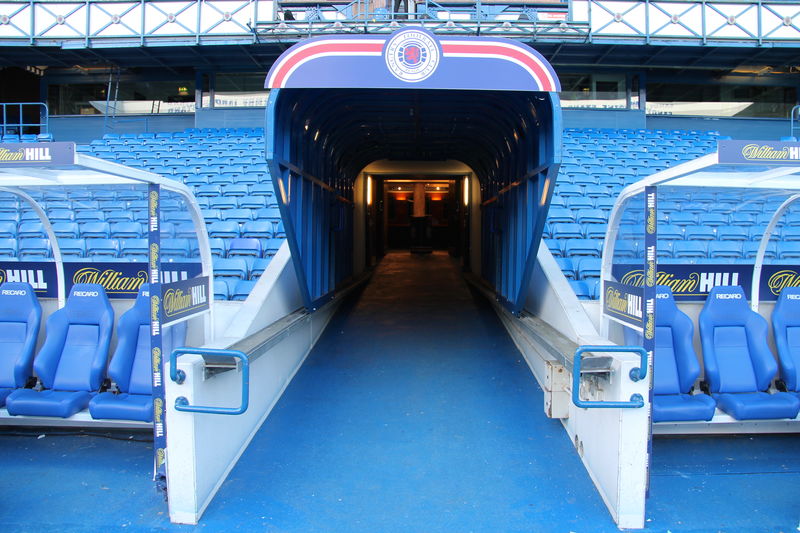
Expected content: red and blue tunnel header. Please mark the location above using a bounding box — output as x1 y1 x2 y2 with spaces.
265 28 560 92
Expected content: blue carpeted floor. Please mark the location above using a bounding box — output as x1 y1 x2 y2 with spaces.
1 252 798 532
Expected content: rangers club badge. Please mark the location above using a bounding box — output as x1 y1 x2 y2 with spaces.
384 29 440 83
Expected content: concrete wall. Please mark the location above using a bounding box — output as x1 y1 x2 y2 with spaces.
646 115 790 140
50 114 196 144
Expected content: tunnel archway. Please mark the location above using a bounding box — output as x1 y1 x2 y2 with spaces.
265 28 561 314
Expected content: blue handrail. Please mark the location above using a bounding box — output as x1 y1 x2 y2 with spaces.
170 347 250 415
0 102 49 136
572 345 647 409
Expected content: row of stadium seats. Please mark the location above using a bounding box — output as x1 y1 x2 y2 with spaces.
77 129 282 301
1 282 183 422
653 285 800 423
0 236 283 261
1 133 54 143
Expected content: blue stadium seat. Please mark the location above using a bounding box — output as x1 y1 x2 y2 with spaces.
548 207 575 224
699 286 800 420
699 213 728 227
86 239 119 259
778 242 800 260
564 239 601 258
577 258 601 280
613 241 638 259
241 221 273 239
89 285 185 422
59 239 86 258
742 241 776 260
227 238 262 258
684 226 716 242
119 238 149 259
209 238 227 258
74 210 105 224
47 209 75 223
213 258 249 279
659 225 685 241
214 279 230 300
551 223 584 240
222 184 249 197
555 258 575 280
210 197 238 210
264 238 283 257
224 209 253 224
238 195 267 209
110 222 143 239
575 209 607 226
18 222 47 240
708 241 743 259
0 221 16 239
249 258 271 279
0 238 17 258
565 197 594 210
81 222 111 239
772 287 800 398
105 210 134 224
673 241 707 259
668 212 696 227
569 280 591 300
585 224 608 241
652 286 716 422
161 238 190 259
208 221 240 239
19 238 50 259
781 227 800 242
232 280 256 301
0 283 42 407
716 227 748 242
6 284 114 418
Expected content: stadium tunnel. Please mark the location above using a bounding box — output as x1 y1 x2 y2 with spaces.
264 28 561 314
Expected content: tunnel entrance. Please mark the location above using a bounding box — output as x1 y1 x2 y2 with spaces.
265 28 561 314
370 177 468 259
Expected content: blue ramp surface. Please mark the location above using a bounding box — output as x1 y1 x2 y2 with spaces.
202 251 616 532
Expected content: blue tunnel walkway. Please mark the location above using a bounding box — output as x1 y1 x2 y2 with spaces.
201 251 617 531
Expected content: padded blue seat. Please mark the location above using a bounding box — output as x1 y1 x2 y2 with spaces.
89 285 185 422
652 286 716 422
0 283 42 407
771 287 800 398
699 286 800 420
6 284 114 418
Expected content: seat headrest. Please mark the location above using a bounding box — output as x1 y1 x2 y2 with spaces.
65 283 113 324
701 285 750 325
655 285 680 326
775 287 800 321
0 282 40 322
127 283 151 324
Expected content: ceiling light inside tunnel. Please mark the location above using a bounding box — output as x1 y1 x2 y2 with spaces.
464 177 469 206
314 130 320 141
367 176 373 206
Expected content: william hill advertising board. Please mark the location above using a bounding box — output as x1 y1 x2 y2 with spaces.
718 140 800 165
0 261 201 298
0 143 75 166
611 263 800 301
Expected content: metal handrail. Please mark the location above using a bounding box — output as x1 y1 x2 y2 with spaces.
170 347 250 415
791 105 800 141
572 345 646 409
0 102 49 136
